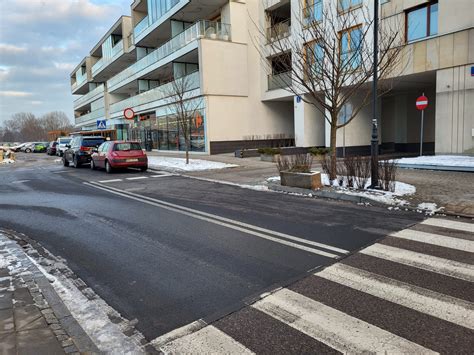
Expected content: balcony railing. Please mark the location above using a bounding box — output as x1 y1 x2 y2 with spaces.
266 19 291 43
134 16 149 38
268 71 291 90
75 108 105 125
110 71 200 115
92 40 124 77
73 84 105 109
108 20 230 92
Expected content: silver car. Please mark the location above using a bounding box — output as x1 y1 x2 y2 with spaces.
56 137 71 157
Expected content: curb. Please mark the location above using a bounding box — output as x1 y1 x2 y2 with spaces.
1 230 100 353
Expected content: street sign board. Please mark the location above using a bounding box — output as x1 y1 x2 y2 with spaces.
416 95 428 111
96 120 107 130
124 108 135 120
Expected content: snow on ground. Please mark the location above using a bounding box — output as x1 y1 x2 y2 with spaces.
0 159 15 165
417 202 442 213
395 155 474 167
148 156 237 172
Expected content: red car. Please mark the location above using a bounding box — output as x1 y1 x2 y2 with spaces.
90 141 148 173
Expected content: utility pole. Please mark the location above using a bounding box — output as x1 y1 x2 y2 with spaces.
370 0 379 189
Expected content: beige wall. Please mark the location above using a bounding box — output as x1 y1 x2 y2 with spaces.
435 65 474 154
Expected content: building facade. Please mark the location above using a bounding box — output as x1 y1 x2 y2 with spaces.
70 0 474 155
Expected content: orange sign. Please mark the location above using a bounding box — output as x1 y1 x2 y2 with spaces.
195 113 203 128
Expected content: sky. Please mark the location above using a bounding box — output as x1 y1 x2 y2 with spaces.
0 0 131 124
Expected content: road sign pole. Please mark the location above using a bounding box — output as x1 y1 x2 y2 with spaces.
420 108 424 156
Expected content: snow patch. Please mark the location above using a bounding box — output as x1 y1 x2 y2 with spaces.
395 155 474 168
148 156 237 172
0 159 15 165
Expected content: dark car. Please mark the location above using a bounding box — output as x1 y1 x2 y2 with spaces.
46 141 58 155
91 141 147 173
63 136 106 168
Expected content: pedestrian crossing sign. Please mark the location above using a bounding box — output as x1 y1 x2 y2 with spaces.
97 120 107 130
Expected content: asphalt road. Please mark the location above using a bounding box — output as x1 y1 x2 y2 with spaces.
0 155 424 341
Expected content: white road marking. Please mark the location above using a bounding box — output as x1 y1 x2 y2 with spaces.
151 319 207 348
11 180 30 184
253 288 436 354
83 182 344 258
422 218 474 233
125 176 148 181
98 179 123 183
391 228 474 253
317 263 474 329
360 243 474 282
151 175 172 178
159 325 254 354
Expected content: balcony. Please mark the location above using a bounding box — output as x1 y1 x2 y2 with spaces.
268 71 291 90
134 16 149 38
108 20 230 93
110 71 200 115
75 108 105 126
91 40 124 77
266 19 291 43
73 84 105 110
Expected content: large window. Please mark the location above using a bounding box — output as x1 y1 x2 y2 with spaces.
305 41 324 77
338 0 362 12
340 26 362 70
406 1 438 42
303 0 323 25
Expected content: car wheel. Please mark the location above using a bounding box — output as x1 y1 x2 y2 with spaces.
25 148 31 153
63 157 69 167
90 159 96 170
105 160 113 174
73 156 80 168
140 166 148 172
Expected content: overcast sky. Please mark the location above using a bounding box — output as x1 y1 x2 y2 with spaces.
0 0 130 124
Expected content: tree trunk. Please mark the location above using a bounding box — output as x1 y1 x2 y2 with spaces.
185 141 190 165
329 122 337 181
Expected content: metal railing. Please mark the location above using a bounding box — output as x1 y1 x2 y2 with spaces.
268 71 291 90
266 19 291 43
109 71 200 115
75 107 105 125
108 20 230 91
73 84 105 109
91 40 124 76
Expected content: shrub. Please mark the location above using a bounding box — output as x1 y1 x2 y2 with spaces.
378 160 397 192
277 154 313 173
309 147 331 156
258 147 281 155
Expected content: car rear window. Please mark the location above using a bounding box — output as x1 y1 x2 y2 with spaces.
59 138 71 143
82 139 105 147
113 143 142 151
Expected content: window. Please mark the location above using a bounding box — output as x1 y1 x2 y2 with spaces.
338 0 362 12
406 1 438 42
340 26 362 70
305 41 324 77
114 143 142 151
303 0 323 25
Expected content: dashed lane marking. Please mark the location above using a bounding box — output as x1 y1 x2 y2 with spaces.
126 177 149 181
98 179 123 183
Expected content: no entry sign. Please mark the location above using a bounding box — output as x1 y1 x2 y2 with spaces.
416 95 428 111
123 108 135 120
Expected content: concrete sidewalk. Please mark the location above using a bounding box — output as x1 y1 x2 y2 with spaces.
0 233 98 354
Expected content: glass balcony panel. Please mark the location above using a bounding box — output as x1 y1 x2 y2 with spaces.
75 107 105 125
73 84 105 109
266 19 291 43
268 71 291 90
134 16 149 38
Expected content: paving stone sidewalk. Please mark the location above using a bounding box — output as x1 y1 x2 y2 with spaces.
0 233 98 354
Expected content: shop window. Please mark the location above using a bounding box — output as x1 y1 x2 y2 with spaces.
340 25 362 70
406 1 438 42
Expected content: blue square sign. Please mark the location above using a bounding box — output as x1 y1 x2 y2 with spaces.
471 66 474 77
97 120 107 130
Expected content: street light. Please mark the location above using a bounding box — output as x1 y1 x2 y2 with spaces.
370 0 379 189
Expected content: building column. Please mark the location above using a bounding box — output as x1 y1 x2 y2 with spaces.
294 95 325 147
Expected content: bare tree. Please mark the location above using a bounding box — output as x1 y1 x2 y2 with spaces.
40 111 73 133
164 74 203 164
254 1 405 179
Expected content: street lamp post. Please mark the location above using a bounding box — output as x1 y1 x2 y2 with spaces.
370 0 379 189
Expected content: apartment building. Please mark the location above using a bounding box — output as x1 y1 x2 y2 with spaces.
70 0 473 155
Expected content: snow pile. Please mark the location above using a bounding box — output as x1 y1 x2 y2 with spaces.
396 155 474 168
417 202 442 213
148 156 237 172
0 159 15 165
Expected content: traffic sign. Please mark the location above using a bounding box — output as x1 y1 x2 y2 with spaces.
416 95 428 111
96 120 106 130
124 108 135 120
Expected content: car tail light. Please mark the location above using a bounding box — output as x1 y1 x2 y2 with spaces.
80 146 89 152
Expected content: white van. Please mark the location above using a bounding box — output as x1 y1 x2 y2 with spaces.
56 137 71 156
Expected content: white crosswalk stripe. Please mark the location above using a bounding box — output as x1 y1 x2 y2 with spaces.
391 228 474 252
360 243 474 282
421 218 474 233
252 288 436 354
157 218 473 353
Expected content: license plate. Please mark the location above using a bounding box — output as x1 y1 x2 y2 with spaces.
126 159 138 162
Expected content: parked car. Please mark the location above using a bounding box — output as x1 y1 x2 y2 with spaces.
63 136 106 168
21 143 36 153
9 142 28 152
32 142 49 153
91 141 147 173
56 137 71 157
46 141 58 155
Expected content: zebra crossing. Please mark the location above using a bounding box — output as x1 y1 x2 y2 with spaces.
157 217 474 354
